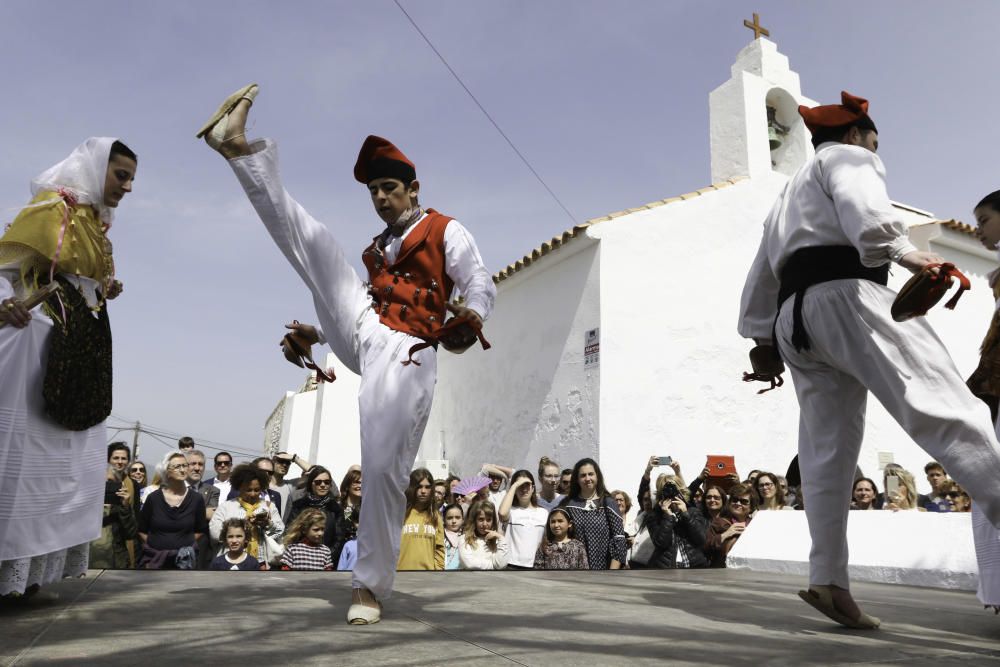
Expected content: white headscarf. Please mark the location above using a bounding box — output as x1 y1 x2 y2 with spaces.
30 137 118 226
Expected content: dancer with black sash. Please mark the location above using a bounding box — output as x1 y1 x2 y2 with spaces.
739 91 1000 628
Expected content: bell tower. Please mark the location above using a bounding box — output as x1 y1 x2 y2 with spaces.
709 16 817 183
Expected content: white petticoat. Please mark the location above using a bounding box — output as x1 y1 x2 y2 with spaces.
0 273 105 594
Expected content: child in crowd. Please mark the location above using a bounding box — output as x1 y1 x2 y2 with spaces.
397 468 445 570
281 508 334 571
459 500 509 570
442 503 464 570
338 506 360 571
533 508 588 570
210 519 261 571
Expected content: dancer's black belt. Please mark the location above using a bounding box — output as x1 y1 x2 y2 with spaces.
776 245 889 353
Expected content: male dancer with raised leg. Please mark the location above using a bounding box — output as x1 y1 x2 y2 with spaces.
199 85 495 624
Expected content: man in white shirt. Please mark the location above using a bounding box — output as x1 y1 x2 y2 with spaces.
202 86 495 625
739 91 1000 629
207 452 233 507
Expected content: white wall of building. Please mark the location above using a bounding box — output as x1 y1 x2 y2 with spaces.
421 238 602 478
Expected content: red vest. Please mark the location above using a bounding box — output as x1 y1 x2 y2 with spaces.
361 209 455 339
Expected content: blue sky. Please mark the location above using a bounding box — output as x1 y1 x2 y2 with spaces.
1 1 997 467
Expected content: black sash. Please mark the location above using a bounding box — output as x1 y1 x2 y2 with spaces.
776 246 889 353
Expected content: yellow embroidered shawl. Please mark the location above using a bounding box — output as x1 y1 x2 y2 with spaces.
0 191 113 289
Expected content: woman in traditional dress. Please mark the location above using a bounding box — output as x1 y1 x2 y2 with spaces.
0 138 136 599
967 189 1000 613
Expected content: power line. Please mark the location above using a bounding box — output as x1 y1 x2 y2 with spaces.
107 413 262 458
393 0 578 225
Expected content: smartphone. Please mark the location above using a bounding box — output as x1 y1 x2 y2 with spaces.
885 475 901 498
656 456 673 467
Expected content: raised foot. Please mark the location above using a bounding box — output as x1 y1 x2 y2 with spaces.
197 84 258 158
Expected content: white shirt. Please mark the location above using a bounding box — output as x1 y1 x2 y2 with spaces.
738 142 918 340
459 535 510 570
212 478 232 504
504 505 549 567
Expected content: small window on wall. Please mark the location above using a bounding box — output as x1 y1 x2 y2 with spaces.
765 87 807 177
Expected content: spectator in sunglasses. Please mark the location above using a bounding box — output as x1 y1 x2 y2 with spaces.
704 482 756 567
939 481 971 513
288 466 346 562
128 462 147 489
205 452 234 506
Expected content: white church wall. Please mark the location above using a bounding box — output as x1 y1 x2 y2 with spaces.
420 238 602 478
263 352 362 485
312 352 363 486
594 176 797 492
594 185 997 494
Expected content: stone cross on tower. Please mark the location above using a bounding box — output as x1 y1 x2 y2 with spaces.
743 13 770 40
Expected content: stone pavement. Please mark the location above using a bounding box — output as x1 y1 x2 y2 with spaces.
2 568 999 666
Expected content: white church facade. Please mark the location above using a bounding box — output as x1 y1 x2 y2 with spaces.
421 36 995 492
266 35 996 495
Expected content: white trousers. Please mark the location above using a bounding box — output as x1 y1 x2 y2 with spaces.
777 279 1000 590
231 141 436 600
972 413 1000 607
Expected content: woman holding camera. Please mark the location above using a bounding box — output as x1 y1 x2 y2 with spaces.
645 482 709 569
210 464 285 568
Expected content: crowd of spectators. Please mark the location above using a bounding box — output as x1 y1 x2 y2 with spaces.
89 439 975 572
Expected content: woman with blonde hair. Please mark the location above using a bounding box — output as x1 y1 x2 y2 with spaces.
537 456 564 511
882 468 922 511
459 500 508 570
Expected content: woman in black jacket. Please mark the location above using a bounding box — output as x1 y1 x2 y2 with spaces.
288 466 346 562
645 480 709 569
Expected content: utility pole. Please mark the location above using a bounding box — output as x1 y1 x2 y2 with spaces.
132 420 141 461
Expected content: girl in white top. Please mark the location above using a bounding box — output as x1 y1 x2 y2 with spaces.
459 500 508 570
498 470 548 569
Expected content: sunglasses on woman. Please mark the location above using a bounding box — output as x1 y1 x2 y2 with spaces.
730 498 752 506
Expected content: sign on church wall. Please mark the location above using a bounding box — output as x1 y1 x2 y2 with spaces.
585 327 600 367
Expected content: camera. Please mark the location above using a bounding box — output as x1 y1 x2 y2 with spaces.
659 481 682 501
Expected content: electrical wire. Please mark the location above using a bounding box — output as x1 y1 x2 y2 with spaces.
393 0 578 225
106 414 262 458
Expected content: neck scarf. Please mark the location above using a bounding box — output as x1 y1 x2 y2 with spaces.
238 497 264 558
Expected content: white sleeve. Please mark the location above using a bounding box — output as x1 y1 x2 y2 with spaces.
821 148 917 267
737 216 780 341
491 537 510 570
267 502 285 537
443 219 496 321
209 501 229 543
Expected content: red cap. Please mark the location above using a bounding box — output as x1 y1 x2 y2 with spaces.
353 135 416 184
798 91 876 134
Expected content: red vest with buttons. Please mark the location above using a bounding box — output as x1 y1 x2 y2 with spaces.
361 209 454 339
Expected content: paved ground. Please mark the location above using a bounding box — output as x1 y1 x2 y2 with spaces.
2 568 999 666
